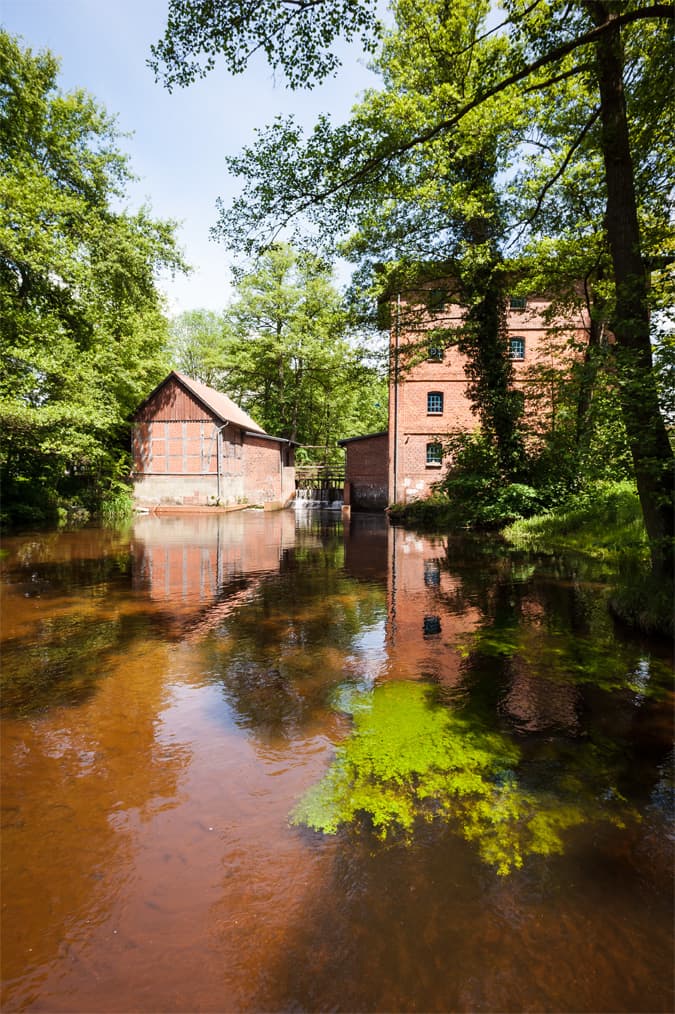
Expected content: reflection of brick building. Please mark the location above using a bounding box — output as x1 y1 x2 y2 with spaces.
132 372 295 509
385 526 482 689
132 511 298 637
341 280 588 507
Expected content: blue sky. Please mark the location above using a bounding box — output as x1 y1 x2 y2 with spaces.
2 0 379 314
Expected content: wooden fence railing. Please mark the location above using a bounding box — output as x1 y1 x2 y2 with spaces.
295 465 345 486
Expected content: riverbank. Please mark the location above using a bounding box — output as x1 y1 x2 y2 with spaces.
392 481 673 637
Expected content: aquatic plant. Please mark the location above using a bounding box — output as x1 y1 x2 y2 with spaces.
291 681 635 875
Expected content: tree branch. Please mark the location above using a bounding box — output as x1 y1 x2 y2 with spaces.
308 5 673 204
510 105 602 244
522 62 593 93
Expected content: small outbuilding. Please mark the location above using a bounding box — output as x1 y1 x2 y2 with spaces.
338 431 389 511
131 371 295 509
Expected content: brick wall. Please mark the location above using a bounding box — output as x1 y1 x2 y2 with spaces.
343 434 388 509
132 419 249 506
243 435 285 504
388 289 589 503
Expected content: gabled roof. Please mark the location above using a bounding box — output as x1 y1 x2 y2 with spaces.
134 371 266 433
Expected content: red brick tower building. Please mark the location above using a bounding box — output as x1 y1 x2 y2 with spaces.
387 281 589 503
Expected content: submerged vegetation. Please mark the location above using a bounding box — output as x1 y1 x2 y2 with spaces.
291 681 637 876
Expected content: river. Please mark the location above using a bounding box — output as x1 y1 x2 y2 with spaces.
1 511 672 1012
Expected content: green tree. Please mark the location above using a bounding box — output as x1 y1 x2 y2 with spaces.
152 0 674 579
168 308 229 386
0 32 185 525
218 244 387 452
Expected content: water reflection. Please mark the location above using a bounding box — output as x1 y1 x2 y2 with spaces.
0 512 672 1012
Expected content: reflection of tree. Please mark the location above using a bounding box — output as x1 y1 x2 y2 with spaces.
201 562 386 741
0 530 168 715
292 681 639 876
431 533 673 729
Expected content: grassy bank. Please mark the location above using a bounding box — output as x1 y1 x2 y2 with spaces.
503 482 673 637
502 481 646 566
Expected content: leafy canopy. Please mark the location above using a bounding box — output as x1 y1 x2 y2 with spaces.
0 31 185 524
168 245 388 453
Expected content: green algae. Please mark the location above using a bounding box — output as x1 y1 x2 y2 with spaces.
291 681 637 875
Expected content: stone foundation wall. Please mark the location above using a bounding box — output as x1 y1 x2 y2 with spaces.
132 472 244 507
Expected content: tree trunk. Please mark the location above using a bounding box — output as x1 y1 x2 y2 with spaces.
588 1 674 580
574 274 607 468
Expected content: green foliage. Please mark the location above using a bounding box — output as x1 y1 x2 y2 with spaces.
291 681 636 875
168 309 229 386
503 480 673 635
186 245 388 452
150 0 381 91
503 481 647 563
0 31 185 528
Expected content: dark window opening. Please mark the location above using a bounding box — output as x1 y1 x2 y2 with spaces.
423 615 442 636
428 289 448 313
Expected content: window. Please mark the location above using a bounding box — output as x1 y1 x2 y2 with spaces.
509 337 525 360
428 288 447 313
427 344 444 361
424 560 441 586
426 442 443 466
509 296 527 309
427 391 444 414
423 615 442 636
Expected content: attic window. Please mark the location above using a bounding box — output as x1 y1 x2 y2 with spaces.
427 344 444 361
509 296 527 309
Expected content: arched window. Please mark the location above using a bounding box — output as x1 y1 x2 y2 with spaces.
427 391 444 414
426 442 443 466
509 337 525 360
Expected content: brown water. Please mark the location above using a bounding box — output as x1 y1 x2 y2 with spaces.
1 511 672 1013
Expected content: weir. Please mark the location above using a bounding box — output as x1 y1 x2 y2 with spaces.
294 465 345 510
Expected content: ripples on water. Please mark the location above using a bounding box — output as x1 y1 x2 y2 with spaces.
1 511 673 1012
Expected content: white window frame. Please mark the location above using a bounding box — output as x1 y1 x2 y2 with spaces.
509 337 525 360
427 391 444 414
